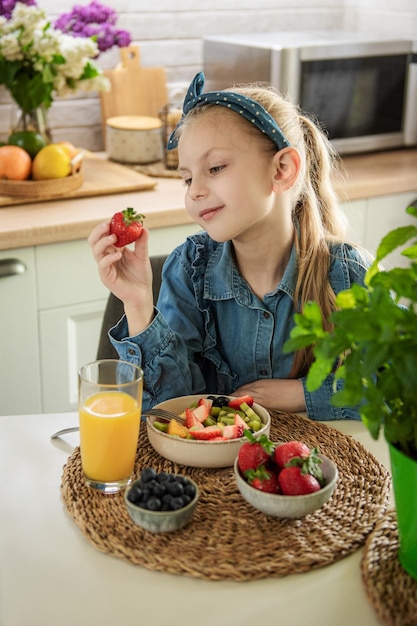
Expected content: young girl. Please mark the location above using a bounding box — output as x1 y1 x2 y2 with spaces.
89 72 369 420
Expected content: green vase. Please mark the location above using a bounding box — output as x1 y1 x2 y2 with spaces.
388 442 417 580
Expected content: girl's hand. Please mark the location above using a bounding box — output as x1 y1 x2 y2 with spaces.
88 222 155 334
233 379 306 413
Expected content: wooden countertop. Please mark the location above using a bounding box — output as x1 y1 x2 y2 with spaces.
1 149 416 251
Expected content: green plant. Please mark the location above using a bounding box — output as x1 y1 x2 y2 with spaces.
284 205 417 460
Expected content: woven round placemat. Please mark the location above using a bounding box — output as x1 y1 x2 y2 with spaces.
61 411 391 581
361 511 417 626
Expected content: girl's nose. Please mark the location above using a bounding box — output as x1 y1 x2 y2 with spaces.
189 177 208 201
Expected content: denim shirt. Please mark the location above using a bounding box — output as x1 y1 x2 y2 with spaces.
110 231 369 420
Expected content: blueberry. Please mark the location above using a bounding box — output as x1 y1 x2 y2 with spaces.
161 493 173 507
170 496 185 510
140 467 157 482
127 485 143 504
152 483 166 497
156 471 169 483
140 487 152 503
184 483 196 499
211 395 229 408
166 481 184 497
147 496 162 511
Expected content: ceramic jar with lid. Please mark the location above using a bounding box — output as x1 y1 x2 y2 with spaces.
106 116 163 164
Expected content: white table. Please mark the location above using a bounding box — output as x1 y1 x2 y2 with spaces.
0 412 392 626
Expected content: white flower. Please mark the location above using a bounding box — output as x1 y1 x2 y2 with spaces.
0 3 109 112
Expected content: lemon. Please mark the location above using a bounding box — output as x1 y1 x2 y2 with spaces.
32 144 72 180
8 130 47 159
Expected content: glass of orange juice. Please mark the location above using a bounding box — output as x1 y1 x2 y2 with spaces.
78 359 143 494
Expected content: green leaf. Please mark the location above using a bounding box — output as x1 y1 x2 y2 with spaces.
402 244 417 259
305 358 332 391
335 283 369 308
375 225 417 262
406 204 417 219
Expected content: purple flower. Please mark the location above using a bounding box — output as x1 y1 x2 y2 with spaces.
0 0 37 19
54 1 131 54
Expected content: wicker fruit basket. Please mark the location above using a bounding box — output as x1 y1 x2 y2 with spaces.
0 152 84 199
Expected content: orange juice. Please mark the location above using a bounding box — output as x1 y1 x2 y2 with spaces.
79 391 141 482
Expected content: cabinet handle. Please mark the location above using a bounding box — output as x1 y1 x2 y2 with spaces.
0 258 27 278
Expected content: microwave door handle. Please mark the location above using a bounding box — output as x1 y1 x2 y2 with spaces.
404 53 417 146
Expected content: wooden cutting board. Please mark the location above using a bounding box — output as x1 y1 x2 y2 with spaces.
0 153 157 207
100 46 168 122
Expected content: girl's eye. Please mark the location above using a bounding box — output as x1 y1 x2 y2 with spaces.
183 178 192 188
210 165 225 175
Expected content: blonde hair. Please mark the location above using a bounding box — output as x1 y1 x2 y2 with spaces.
178 84 351 377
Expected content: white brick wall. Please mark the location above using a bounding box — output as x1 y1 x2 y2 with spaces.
1 0 415 150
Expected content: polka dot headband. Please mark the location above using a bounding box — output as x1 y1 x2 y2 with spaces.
167 71 290 151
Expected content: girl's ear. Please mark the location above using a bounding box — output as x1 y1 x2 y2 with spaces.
271 147 300 192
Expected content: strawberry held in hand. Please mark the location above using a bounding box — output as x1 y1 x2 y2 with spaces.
109 208 145 247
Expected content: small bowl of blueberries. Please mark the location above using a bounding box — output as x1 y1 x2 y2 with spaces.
124 467 199 533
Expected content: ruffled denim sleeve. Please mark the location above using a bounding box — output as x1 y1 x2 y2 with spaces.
108 236 211 409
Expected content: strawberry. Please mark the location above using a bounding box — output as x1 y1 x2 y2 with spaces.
109 208 145 247
191 403 210 423
274 440 311 469
184 408 203 430
278 465 321 495
222 423 244 440
228 395 254 410
198 397 213 412
234 413 250 430
277 447 324 495
245 466 279 494
188 425 223 440
237 432 274 473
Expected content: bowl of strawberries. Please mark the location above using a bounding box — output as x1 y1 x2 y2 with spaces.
146 394 271 468
234 435 338 518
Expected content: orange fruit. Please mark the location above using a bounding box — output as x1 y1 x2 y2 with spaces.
0 145 32 180
32 144 72 180
55 141 79 159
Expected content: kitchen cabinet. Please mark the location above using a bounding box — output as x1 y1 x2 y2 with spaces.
0 247 42 415
342 191 417 268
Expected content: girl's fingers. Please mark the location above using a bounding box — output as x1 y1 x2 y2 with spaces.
90 231 119 263
87 221 109 248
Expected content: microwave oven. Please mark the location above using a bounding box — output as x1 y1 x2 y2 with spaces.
203 31 417 154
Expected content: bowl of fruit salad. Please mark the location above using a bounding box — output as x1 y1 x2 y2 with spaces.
234 437 338 518
125 467 199 533
146 394 271 468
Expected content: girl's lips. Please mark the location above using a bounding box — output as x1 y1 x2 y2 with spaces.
199 206 223 221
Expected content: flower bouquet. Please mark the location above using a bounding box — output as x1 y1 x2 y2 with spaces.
0 0 131 131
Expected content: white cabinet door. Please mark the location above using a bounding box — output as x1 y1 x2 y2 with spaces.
366 192 417 269
0 248 42 415
342 191 417 268
39 298 107 412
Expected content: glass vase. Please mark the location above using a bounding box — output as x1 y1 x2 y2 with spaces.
10 103 52 144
